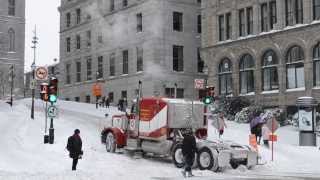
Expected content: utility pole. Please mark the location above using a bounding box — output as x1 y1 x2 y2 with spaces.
9 65 14 107
31 26 38 119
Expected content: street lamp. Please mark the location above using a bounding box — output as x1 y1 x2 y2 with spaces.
30 26 38 119
30 62 36 119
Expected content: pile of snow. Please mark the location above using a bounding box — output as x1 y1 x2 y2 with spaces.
0 99 320 179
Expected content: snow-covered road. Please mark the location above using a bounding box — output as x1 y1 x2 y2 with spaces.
0 99 320 180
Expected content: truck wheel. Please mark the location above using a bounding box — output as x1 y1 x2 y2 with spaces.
197 148 214 170
106 132 116 153
172 143 185 168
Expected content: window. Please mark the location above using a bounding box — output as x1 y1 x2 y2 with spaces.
239 54 255 94
247 7 253 35
137 47 143 72
261 3 269 32
108 92 114 103
76 61 81 82
8 28 15 52
218 15 225 41
110 0 115 11
75 97 80 102
177 89 184 98
137 13 142 32
110 53 115 76
122 50 128 74
66 64 71 84
98 34 103 44
226 13 232 40
66 13 71 27
197 47 204 73
165 88 184 98
76 35 81 49
121 90 127 99
97 56 103 79
262 50 279 91
285 0 303 26
197 0 201 4
296 0 303 24
239 9 245 37
313 43 320 86
270 1 277 29
314 0 320 20
86 30 91 47
286 46 305 89
66 37 71 52
219 58 232 95
173 12 183 32
87 57 92 80
65 98 70 101
197 15 202 34
76 8 81 24
123 0 128 7
86 95 91 103
173 45 184 72
8 0 15 16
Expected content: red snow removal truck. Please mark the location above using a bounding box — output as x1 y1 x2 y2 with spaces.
100 97 257 171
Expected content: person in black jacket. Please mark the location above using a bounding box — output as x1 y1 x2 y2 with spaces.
67 129 83 171
181 129 197 177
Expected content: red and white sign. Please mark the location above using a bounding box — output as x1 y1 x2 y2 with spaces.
194 79 205 89
35 67 48 80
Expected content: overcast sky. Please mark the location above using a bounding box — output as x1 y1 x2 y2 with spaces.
25 1 60 72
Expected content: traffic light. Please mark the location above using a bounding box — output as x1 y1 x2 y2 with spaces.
40 83 49 101
203 86 215 105
48 77 58 103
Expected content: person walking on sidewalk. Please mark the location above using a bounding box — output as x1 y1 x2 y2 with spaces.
181 129 197 177
66 129 83 171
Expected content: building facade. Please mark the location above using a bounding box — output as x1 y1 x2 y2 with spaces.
0 0 25 99
58 0 205 104
202 0 320 114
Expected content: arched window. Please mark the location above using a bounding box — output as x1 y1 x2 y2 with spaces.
313 43 320 86
218 58 232 95
8 0 15 16
286 46 305 89
239 54 255 94
8 28 15 52
262 50 279 91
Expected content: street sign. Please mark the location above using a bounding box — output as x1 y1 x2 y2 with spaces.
194 79 205 89
92 83 102 97
30 79 37 90
35 67 48 80
47 105 58 118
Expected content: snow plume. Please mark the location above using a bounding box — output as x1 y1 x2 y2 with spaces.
84 0 130 47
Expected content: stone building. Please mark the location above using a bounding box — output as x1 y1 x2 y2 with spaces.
0 0 25 99
58 0 205 105
202 0 320 115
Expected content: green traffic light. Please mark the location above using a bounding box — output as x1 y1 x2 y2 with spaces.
49 95 57 102
203 96 213 105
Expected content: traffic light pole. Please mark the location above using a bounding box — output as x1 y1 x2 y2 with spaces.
49 102 54 144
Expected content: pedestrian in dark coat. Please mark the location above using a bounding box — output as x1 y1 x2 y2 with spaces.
181 129 197 177
118 99 124 111
105 97 110 108
67 129 83 171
